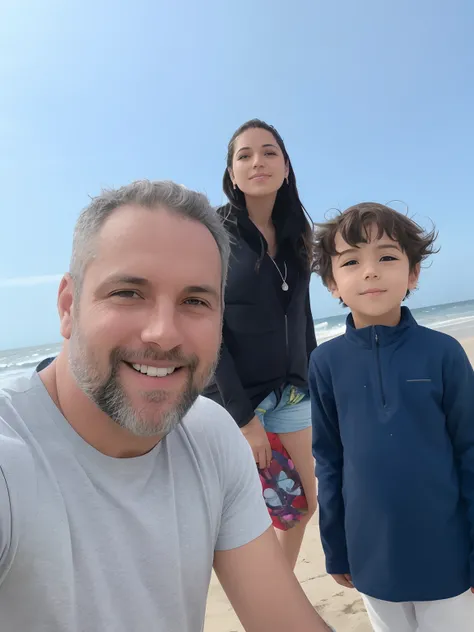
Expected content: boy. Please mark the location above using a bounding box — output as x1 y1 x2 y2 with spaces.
309 202 474 631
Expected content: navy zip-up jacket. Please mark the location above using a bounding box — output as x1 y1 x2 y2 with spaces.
309 307 474 602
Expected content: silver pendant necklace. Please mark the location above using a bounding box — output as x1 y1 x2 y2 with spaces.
268 255 289 291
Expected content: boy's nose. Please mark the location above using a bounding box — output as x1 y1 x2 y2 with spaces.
363 268 380 280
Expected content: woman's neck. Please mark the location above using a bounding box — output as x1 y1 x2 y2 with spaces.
245 193 277 232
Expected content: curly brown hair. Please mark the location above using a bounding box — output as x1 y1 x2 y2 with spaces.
312 202 438 297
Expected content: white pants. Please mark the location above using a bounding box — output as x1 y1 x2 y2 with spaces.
362 590 474 632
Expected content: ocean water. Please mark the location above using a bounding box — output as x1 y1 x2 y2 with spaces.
314 298 474 344
1 299 474 387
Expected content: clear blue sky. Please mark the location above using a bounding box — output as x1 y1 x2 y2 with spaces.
1 0 473 350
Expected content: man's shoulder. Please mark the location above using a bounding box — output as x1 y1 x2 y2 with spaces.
185 394 235 423
0 374 36 397
180 395 241 443
0 377 39 509
0 373 43 426
172 397 255 495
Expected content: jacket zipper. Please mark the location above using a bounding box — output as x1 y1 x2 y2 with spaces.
374 331 386 408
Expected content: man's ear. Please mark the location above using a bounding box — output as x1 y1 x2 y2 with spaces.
58 274 75 340
408 263 421 292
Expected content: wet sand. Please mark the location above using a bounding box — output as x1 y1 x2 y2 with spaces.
204 336 474 631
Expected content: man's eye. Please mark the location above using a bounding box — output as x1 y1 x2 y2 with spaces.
184 298 208 307
111 290 141 299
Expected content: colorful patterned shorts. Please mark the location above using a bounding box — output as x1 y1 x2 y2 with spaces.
255 385 310 530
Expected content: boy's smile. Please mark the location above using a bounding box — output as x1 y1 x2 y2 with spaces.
329 225 420 329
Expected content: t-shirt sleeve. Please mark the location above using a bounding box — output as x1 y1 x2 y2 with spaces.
0 465 12 577
215 417 271 551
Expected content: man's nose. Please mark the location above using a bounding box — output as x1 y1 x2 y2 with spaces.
141 302 183 351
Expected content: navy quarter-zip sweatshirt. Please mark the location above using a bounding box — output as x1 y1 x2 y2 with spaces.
309 307 474 602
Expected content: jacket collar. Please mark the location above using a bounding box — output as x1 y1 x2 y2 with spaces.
228 204 292 253
344 306 417 349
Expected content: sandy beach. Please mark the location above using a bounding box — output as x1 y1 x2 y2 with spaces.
204 336 474 631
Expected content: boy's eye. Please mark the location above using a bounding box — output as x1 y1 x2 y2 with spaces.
341 260 358 267
380 255 398 262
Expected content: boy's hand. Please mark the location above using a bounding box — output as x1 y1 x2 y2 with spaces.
331 574 354 589
241 416 272 469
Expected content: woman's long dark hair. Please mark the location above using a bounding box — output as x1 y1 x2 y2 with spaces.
222 119 313 272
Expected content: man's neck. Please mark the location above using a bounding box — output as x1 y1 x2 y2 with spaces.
40 353 160 458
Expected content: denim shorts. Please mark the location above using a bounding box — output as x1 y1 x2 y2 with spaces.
255 384 311 434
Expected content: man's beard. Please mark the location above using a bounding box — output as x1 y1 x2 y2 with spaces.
69 330 216 439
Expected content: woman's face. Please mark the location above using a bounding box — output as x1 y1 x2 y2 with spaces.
229 127 289 198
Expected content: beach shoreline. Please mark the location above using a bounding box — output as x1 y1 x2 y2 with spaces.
204 336 474 632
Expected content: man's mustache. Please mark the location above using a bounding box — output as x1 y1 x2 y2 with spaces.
112 347 199 370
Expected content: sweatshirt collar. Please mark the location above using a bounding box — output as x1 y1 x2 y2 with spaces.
344 306 417 349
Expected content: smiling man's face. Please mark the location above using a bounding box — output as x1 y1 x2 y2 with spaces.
60 204 223 438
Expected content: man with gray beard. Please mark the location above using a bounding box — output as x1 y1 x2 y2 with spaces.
0 180 332 631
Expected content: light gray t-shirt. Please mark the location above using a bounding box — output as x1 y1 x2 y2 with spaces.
0 373 271 631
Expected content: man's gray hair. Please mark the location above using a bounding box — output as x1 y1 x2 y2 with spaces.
70 180 230 293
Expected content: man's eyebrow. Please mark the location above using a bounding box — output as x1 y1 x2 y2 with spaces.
102 275 151 287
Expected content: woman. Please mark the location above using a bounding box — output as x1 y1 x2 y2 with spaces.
205 119 317 568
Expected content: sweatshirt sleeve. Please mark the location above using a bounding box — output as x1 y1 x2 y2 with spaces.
442 339 474 587
309 352 349 575
305 289 317 361
214 340 256 428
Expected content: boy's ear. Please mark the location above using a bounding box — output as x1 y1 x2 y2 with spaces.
327 279 341 300
408 263 421 292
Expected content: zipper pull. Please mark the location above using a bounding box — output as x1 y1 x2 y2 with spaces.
375 331 379 344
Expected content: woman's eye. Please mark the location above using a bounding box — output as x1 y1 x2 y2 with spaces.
237 154 249 160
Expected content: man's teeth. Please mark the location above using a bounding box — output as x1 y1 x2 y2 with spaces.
131 364 177 377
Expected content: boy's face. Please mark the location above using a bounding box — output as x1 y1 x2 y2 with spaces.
329 225 420 327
